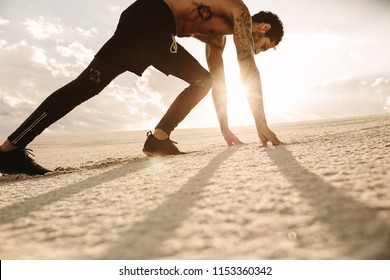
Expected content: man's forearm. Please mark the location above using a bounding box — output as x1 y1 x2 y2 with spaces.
212 88 228 130
244 66 268 129
206 42 229 131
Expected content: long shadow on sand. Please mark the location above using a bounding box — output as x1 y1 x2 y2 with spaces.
100 146 240 259
0 158 154 225
267 146 390 259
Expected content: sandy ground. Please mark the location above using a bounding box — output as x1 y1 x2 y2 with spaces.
0 115 389 259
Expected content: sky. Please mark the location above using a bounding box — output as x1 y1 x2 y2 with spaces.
1 0 389 135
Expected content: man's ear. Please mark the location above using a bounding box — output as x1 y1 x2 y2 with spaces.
259 23 271 33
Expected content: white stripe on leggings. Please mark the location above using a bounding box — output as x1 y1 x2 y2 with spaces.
12 112 48 145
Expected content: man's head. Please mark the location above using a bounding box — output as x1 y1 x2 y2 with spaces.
251 11 284 54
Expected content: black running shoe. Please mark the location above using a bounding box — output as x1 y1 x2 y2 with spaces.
142 131 186 156
0 148 51 175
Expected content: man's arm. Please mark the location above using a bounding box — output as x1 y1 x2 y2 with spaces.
204 36 243 146
232 7 282 146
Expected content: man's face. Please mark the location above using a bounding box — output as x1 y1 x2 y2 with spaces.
252 34 275 55
251 22 275 54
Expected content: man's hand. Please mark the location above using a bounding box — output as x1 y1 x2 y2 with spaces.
222 128 244 146
259 125 283 147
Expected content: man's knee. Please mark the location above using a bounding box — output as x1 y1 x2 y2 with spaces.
190 71 213 90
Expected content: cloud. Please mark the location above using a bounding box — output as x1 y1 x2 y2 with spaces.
109 5 122 12
56 41 94 64
23 16 64 40
31 46 48 65
0 17 10 26
0 95 38 136
0 97 13 115
294 77 390 120
0 40 48 81
74 27 98 39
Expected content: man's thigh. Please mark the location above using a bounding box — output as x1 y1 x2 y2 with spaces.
152 44 210 85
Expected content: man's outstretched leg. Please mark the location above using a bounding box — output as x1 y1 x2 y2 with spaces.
0 58 123 175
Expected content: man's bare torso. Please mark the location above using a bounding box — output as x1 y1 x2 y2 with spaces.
164 0 247 39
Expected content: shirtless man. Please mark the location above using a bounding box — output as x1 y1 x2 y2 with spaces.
0 0 284 175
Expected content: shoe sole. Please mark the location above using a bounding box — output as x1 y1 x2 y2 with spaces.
0 167 50 176
0 167 20 175
142 149 187 157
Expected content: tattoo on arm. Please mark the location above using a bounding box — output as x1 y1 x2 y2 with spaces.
197 4 213 20
233 11 254 64
233 10 259 88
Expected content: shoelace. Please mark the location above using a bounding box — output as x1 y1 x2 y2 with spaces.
22 148 40 165
23 148 35 158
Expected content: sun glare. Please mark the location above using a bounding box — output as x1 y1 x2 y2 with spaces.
223 39 294 126
222 35 315 125
225 74 254 127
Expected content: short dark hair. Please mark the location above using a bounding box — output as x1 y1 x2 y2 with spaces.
252 11 284 47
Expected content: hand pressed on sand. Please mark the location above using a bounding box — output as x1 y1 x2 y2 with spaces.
259 126 283 147
222 128 244 146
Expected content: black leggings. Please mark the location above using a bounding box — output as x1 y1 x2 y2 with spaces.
8 58 124 148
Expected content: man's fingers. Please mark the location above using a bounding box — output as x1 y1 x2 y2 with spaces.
261 128 284 147
259 133 268 147
272 135 285 145
229 139 244 146
224 131 244 146
270 137 281 145
260 138 268 147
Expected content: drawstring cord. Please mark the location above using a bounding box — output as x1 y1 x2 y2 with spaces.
170 34 177 54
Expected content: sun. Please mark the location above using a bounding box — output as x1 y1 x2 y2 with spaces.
224 57 302 126
225 74 254 127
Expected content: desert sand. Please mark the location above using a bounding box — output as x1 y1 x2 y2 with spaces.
0 114 389 259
